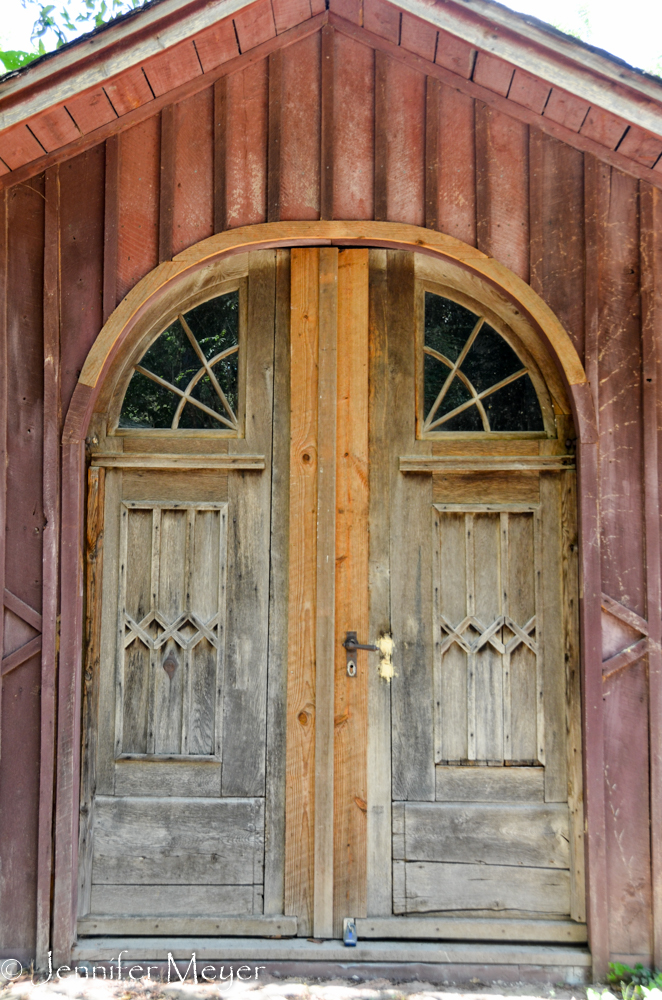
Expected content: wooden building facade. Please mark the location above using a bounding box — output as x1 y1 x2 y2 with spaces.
0 0 661 982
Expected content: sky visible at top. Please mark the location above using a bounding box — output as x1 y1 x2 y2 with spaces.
0 0 661 78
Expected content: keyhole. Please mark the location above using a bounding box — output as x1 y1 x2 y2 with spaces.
163 653 178 679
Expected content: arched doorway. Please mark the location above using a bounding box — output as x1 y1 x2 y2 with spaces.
57 224 593 958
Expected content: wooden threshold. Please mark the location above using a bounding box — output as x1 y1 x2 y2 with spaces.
77 916 297 937
400 455 575 472
355 916 588 944
72 936 592 968
90 453 265 470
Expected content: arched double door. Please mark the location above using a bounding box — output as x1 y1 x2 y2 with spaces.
78 245 586 946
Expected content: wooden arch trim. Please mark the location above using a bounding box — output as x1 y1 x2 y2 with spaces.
69 221 587 428
53 221 608 976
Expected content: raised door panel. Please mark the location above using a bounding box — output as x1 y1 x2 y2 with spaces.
116 501 227 762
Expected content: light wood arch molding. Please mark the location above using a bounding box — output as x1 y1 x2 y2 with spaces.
69 221 590 443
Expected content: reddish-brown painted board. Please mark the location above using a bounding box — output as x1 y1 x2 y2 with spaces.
476 101 530 282
0 176 45 961
640 182 662 970
280 33 321 221
59 148 105 413
29 107 79 153
400 12 437 61
364 0 400 44
333 33 374 220
436 82 476 246
603 661 653 961
226 60 268 228
529 129 585 361
116 116 160 303
171 88 214 257
142 39 203 98
234 0 276 51
104 66 154 116
383 57 425 226
597 167 644 616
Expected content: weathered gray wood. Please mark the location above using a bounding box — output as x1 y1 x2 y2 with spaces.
91 796 264 885
392 801 405 862
435 765 544 802
540 473 567 800
366 249 393 916
389 250 435 801
434 507 542 765
473 513 504 762
392 860 406 915
121 506 153 755
117 502 227 759
78 914 298 937
508 510 539 763
97 470 123 796
223 250 275 796
89 884 257 916
78 467 105 920
356 916 587 943
71 935 594 965
122 468 229 503
397 802 570 869
114 761 222 797
433 510 468 762
402 861 570 914
263 248 290 916
401 456 574 471
91 454 265 469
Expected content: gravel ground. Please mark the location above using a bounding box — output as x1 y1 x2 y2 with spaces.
0 973 607 1000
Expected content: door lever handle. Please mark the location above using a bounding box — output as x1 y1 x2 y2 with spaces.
342 630 395 679
343 631 379 653
343 631 377 677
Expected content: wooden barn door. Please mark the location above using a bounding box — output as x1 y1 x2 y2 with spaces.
284 247 585 944
78 250 294 938
360 251 586 943
79 245 584 946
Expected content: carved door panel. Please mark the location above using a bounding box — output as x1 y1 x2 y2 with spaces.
78 250 294 938
358 250 586 944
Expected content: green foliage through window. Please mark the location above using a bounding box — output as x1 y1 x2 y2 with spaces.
119 291 240 431
423 292 544 434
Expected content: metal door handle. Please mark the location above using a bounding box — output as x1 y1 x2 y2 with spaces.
343 630 394 679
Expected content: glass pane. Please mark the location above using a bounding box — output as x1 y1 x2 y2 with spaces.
425 292 478 362
438 401 483 432
484 375 545 432
119 369 180 430
460 323 523 394
183 293 239 363
424 353 451 417
423 293 545 434
119 290 240 430
432 373 475 425
178 401 223 430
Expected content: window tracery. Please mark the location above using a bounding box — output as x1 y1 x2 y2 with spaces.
119 290 240 431
423 292 544 434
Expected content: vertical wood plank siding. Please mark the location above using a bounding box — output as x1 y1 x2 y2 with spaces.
1 32 660 969
1 176 45 960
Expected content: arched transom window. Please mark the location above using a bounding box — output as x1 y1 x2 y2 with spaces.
119 289 240 431
421 292 546 435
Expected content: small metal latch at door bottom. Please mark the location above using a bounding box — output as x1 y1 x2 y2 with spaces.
343 916 357 946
